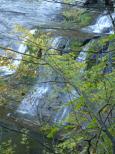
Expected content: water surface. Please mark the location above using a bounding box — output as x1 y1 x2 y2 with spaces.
0 0 61 48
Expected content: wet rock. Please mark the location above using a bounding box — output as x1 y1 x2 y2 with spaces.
52 14 65 22
84 0 97 5
102 27 113 33
80 36 100 46
82 13 115 34
56 37 70 54
105 0 113 6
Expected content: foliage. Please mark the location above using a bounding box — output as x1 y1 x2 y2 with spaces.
44 34 115 154
0 140 15 154
62 8 92 27
0 2 115 154
1 28 115 154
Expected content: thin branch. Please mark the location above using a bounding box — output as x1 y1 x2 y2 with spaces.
0 55 47 65
84 135 97 154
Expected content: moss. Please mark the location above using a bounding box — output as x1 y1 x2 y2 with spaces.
62 8 92 27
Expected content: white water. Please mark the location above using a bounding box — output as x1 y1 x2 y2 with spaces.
82 13 115 34
54 90 78 123
0 0 61 76
53 42 90 123
0 0 61 32
17 84 49 116
16 36 64 117
54 106 70 123
77 39 95 64
7 10 115 123
16 36 72 120
0 29 36 76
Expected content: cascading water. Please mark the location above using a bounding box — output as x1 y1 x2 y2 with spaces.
17 84 49 116
77 40 94 62
15 35 76 124
53 89 78 123
0 0 61 76
55 11 115 124
16 35 98 124
5 7 115 125
82 12 115 34
54 106 71 123
16 36 69 120
0 29 36 76
53 40 95 123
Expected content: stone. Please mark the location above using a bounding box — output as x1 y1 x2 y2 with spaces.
102 27 112 33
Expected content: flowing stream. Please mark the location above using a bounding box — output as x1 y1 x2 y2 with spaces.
82 12 115 34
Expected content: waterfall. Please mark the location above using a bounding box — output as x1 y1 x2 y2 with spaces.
12 29 36 66
16 36 71 122
53 89 78 123
53 39 96 124
16 84 49 116
0 29 36 76
0 0 62 77
77 41 92 62
77 39 95 64
82 13 115 34
54 106 71 123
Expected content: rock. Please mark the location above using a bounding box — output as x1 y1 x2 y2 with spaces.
84 0 97 5
52 14 65 22
105 0 113 6
102 27 112 33
80 36 100 46
52 37 70 55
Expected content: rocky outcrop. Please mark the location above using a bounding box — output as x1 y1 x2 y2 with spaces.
84 0 98 5
105 0 113 6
